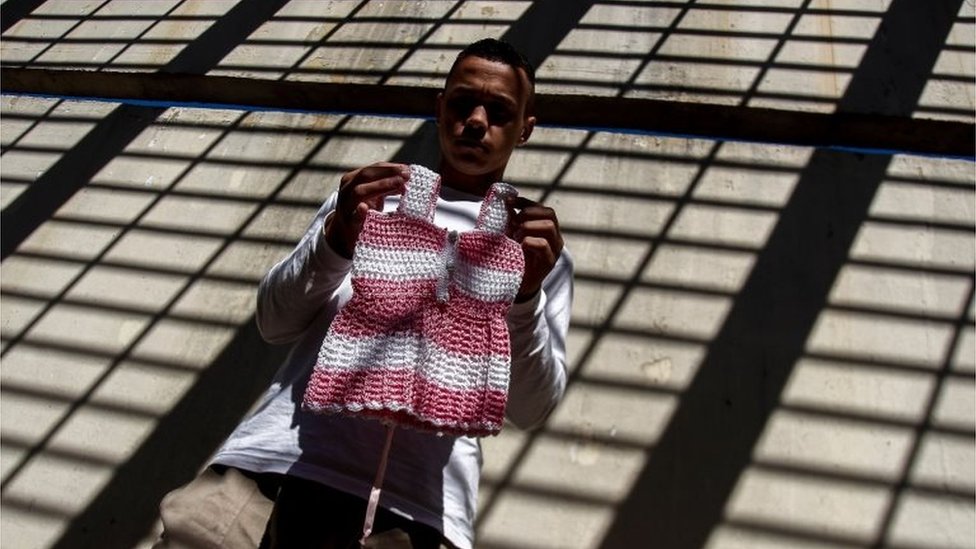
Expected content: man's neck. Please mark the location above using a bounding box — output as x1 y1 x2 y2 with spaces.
437 161 504 197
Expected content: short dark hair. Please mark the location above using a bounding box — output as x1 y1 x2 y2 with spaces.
449 38 535 85
446 38 536 113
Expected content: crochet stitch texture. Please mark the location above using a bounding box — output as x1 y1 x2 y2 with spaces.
302 164 525 436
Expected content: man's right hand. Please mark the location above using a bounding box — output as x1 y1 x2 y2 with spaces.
325 162 410 258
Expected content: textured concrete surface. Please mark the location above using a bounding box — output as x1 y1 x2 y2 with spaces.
1 1 973 548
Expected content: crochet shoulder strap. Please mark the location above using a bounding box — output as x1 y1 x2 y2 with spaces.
476 182 518 234
397 164 441 221
397 166 517 233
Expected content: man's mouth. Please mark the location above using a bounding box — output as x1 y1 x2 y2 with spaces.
455 138 487 152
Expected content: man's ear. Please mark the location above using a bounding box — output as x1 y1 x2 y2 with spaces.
518 116 536 145
435 92 443 125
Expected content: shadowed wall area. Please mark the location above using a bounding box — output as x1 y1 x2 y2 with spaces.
1 1 973 548
600 2 967 547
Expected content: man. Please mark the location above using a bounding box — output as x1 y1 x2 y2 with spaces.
155 38 573 549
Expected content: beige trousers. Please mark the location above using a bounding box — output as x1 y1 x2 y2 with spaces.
154 467 277 548
153 466 453 549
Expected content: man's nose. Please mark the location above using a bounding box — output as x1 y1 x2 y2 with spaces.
464 105 488 132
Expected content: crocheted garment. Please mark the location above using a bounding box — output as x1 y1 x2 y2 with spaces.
302 164 525 436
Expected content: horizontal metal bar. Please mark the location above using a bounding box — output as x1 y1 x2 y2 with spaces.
1 67 972 158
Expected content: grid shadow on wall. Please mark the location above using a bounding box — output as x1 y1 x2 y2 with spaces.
0 1 973 549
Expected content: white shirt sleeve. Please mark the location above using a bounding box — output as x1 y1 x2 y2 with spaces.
504 250 575 430
255 192 351 344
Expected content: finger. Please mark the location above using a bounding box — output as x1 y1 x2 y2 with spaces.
520 236 558 281
338 164 409 207
516 218 560 234
353 202 371 224
521 235 556 256
506 196 540 223
342 162 408 195
348 176 406 207
353 162 410 184
513 205 559 228
338 172 408 222
508 196 537 210
509 202 559 241
513 220 563 250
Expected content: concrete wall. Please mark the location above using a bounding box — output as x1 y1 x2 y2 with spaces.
1 1 973 548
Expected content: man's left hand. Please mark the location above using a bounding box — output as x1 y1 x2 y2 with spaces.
507 196 564 303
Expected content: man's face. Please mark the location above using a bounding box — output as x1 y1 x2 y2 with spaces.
436 56 535 179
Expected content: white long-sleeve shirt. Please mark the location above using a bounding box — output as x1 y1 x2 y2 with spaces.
211 184 574 548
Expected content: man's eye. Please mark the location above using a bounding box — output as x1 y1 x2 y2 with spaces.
488 105 514 123
447 97 514 124
448 97 475 115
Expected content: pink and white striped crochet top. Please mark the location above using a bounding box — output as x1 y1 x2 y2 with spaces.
302 164 525 437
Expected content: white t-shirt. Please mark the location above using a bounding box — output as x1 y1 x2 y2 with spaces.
212 184 574 549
